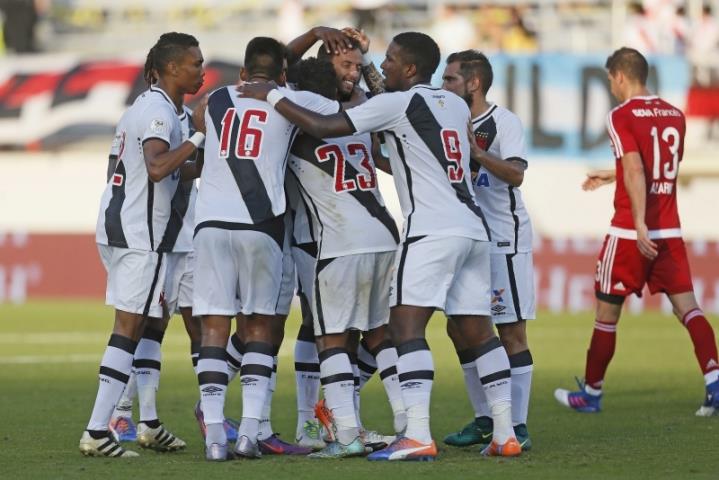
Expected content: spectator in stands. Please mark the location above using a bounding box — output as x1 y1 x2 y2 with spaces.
689 5 719 86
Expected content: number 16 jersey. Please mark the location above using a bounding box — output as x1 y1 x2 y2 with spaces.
606 95 685 237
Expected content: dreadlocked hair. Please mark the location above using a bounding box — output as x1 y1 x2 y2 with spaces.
143 32 199 85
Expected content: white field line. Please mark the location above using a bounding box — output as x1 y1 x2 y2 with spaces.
0 333 295 364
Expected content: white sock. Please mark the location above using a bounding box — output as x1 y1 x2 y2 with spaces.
258 355 278 441
238 342 273 442
226 334 244 383
375 341 407 433
320 347 359 445
197 346 228 446
134 327 163 423
350 354 363 430
357 340 377 389
87 334 137 432
458 345 491 418
396 339 433 444
111 369 136 420
473 337 513 444
294 327 320 435
509 350 533 426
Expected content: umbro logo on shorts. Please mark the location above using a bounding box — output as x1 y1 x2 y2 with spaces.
201 385 223 394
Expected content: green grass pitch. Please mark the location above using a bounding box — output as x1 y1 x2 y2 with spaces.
1 300 717 479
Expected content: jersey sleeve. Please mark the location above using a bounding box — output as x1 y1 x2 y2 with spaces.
497 110 527 164
343 92 406 134
287 89 340 115
606 108 638 160
140 103 175 146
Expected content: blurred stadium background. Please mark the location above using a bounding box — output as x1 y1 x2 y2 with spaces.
0 0 718 312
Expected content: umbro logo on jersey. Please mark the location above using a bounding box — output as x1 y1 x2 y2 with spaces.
201 385 223 394
112 174 124 186
613 282 626 291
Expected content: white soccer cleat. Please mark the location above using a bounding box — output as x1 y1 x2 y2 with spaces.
79 431 139 458
695 405 716 417
136 423 186 452
361 429 396 451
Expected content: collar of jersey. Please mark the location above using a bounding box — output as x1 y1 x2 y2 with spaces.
150 85 180 113
472 103 498 124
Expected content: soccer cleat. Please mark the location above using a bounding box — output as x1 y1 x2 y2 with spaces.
481 437 522 457
259 434 313 455
361 429 396 452
79 431 139 458
308 436 366 459
233 435 262 459
696 379 719 417
296 420 326 450
136 422 186 452
366 437 437 462
554 378 602 413
314 399 337 442
443 416 493 447
193 401 239 442
513 423 532 451
109 416 137 442
205 442 231 462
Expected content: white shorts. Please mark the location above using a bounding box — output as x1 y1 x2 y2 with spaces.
313 251 394 336
164 251 194 316
193 227 283 316
390 235 491 316
276 242 296 317
292 243 317 304
98 245 166 319
490 252 536 324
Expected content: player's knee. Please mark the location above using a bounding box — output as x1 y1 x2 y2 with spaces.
498 325 528 354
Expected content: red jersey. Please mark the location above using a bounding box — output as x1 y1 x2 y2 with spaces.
605 95 685 239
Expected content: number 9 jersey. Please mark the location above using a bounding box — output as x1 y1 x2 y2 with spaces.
606 95 685 237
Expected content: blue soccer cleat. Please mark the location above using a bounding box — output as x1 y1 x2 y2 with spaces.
554 378 602 413
696 379 719 417
109 416 137 442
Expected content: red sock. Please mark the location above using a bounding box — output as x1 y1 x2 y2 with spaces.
584 320 617 390
681 309 719 382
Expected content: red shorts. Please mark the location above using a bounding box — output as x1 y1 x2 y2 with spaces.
594 235 693 299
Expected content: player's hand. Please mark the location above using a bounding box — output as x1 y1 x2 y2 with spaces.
466 121 484 160
582 169 616 191
636 223 658 260
342 27 369 53
312 26 352 55
191 95 208 134
236 81 278 101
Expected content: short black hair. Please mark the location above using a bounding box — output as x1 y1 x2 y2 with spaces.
297 57 337 100
392 32 440 81
316 37 361 61
446 50 493 95
244 37 286 80
143 32 199 85
605 47 649 85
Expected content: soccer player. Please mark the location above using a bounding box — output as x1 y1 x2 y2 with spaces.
554 47 719 416
440 50 535 450
286 57 400 458
80 32 206 458
238 31 521 461
192 37 337 461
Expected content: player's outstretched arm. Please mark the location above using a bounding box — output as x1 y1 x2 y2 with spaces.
582 169 616 191
343 27 385 95
286 26 353 65
621 152 658 259
466 123 525 186
237 82 354 139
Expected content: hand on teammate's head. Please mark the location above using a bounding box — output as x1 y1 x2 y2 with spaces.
313 26 353 55
342 27 369 54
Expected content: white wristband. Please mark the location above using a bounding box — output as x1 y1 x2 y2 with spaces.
267 89 285 108
361 52 372 66
188 131 205 149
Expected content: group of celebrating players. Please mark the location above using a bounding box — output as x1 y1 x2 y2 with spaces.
78 24 719 462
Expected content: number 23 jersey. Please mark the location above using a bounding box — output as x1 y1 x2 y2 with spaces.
606 95 684 235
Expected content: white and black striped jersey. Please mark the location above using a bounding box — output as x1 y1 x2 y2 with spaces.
194 86 338 229
288 129 399 260
285 172 315 246
343 84 490 242
96 85 185 251
471 104 533 254
158 105 198 253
